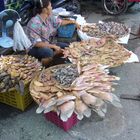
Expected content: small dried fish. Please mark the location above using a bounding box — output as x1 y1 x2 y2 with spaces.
53 65 79 87
82 22 129 38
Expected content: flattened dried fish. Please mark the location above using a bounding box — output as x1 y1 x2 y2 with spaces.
63 37 131 67
30 63 121 121
57 95 76 106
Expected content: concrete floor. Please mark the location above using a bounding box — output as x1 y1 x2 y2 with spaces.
0 2 140 140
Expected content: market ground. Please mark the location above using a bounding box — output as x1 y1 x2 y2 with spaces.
1 2 140 140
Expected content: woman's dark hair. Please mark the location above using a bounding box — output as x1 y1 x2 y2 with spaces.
33 0 50 15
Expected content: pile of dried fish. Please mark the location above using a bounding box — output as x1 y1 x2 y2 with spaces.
63 37 131 67
0 55 42 93
30 63 121 122
82 22 129 38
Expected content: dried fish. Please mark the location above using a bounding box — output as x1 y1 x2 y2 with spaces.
75 99 91 120
30 63 121 121
63 37 131 67
57 95 76 106
81 93 97 107
58 101 75 122
53 65 79 87
82 22 129 38
33 81 44 87
0 55 42 94
87 89 113 102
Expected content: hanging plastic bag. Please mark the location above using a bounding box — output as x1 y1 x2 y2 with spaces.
13 19 32 51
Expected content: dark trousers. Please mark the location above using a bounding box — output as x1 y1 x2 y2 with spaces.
28 42 69 60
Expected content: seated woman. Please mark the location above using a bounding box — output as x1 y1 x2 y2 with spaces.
26 0 79 65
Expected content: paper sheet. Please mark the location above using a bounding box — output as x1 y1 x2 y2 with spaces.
74 14 86 25
124 51 139 63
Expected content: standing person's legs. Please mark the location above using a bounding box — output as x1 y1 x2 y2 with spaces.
28 47 54 66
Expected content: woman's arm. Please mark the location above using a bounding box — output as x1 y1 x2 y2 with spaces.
61 19 80 29
61 19 76 26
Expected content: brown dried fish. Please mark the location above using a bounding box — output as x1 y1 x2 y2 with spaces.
0 55 42 94
30 63 121 121
57 95 76 106
81 93 97 107
75 99 91 120
87 89 113 102
63 37 131 67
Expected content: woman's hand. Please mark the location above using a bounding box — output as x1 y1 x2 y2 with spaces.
71 20 81 30
51 45 61 51
50 45 63 56
75 22 81 30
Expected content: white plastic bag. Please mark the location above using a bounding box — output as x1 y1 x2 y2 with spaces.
74 14 86 25
13 20 31 51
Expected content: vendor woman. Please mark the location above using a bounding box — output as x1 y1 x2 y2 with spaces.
26 0 79 65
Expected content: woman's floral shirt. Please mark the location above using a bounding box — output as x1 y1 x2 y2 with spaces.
26 14 62 46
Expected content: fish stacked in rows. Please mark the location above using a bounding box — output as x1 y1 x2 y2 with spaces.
30 64 121 122
63 37 131 67
0 55 42 93
82 21 129 38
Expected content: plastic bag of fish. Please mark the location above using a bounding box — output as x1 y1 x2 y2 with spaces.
30 63 122 122
63 37 132 68
0 55 42 94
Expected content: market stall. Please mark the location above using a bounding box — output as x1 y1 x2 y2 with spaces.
0 7 139 132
